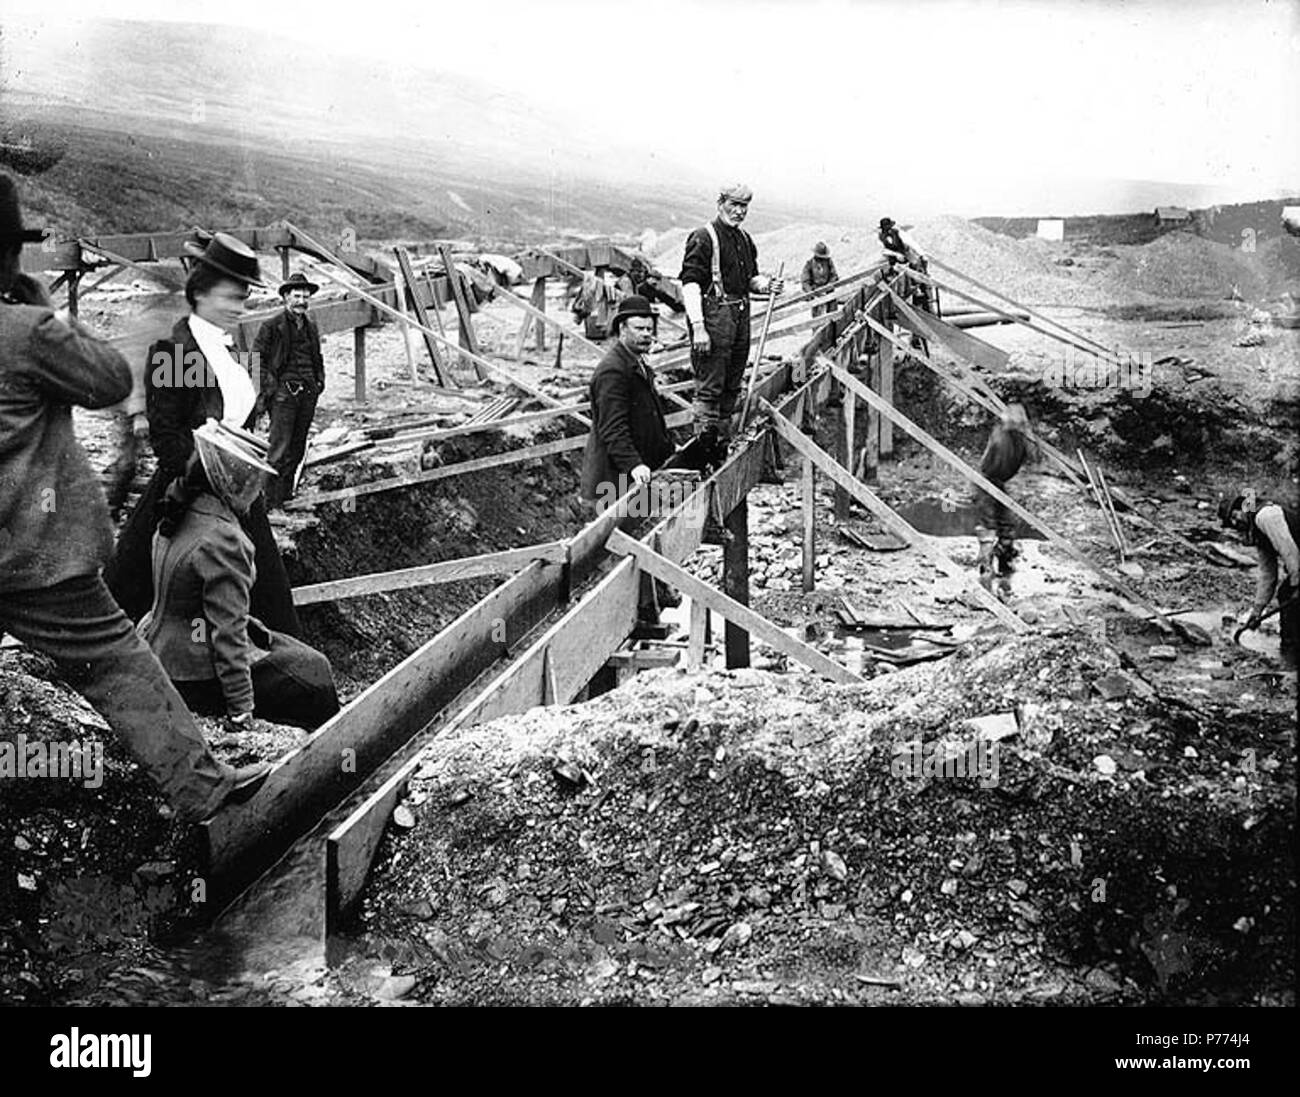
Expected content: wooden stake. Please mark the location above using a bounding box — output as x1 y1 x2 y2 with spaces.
687 598 710 670
723 498 751 668
394 247 452 387
530 276 547 352
353 325 367 403
879 323 894 458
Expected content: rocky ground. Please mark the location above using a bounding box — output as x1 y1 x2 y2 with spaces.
1 220 1295 1007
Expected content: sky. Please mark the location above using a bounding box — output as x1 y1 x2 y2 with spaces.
3 0 1298 216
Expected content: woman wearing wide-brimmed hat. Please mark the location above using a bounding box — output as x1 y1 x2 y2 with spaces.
104 233 301 636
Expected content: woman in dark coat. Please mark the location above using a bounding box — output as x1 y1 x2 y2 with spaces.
104 233 300 636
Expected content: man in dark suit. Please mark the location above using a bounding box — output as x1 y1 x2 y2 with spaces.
0 174 267 821
581 295 676 509
581 295 681 625
253 271 325 508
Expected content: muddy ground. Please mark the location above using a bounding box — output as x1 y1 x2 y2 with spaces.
0 241 1295 1006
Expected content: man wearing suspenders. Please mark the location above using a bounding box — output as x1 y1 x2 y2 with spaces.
679 184 784 466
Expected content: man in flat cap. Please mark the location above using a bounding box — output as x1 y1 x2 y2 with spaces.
802 241 839 317
253 270 325 507
0 174 268 821
679 183 784 467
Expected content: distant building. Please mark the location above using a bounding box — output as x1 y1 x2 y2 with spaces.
1154 206 1191 226
1036 219 1064 242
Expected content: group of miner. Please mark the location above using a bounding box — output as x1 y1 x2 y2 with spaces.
0 172 1295 824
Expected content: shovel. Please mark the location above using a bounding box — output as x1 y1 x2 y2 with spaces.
1233 597 1297 645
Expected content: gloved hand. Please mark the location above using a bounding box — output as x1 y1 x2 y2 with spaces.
630 464 652 486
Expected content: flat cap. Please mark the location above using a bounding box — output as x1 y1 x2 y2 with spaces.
718 183 753 204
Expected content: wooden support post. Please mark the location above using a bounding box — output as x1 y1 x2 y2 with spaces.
606 530 860 684
723 499 750 668
279 246 291 283
554 331 564 371
802 454 816 592
531 276 547 352
834 384 856 520
65 271 82 319
353 325 367 403
687 598 710 670
879 325 895 458
863 356 880 483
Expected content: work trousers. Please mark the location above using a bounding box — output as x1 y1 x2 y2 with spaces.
265 385 319 508
0 574 234 821
689 296 751 436
175 627 340 731
1279 580 1297 661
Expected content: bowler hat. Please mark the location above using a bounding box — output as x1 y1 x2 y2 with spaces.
813 241 830 258
880 217 895 230
0 174 48 243
278 271 319 296
610 294 656 332
183 232 265 286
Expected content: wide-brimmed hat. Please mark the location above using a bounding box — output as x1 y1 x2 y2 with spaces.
610 294 657 332
718 183 753 205
278 271 319 297
194 419 277 515
813 241 830 258
0 174 48 243
182 232 265 286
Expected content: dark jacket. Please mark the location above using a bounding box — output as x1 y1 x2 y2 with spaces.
251 309 325 402
139 492 264 714
145 317 256 480
978 424 1030 485
0 304 132 591
801 256 838 292
580 341 675 502
679 218 758 297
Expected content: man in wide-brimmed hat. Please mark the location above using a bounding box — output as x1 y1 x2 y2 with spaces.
252 270 325 507
679 183 785 468
801 241 839 317
0 174 269 822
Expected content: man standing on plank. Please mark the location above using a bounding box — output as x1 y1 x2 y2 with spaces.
679 183 784 468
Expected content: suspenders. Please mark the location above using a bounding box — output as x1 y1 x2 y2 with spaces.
704 221 752 300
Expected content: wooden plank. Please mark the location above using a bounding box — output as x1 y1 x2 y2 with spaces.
297 410 692 507
759 397 1028 632
438 244 480 362
394 246 452 386
829 364 1166 620
204 556 566 891
300 260 592 429
802 454 816 592
887 289 1011 374
607 530 860 684
493 281 603 357
291 542 567 605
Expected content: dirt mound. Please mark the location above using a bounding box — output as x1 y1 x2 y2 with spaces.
353 634 1294 1006
907 215 1107 308
1107 233 1268 302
